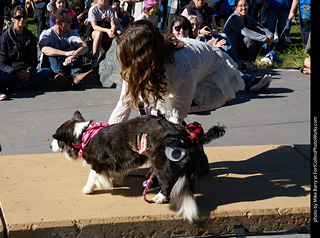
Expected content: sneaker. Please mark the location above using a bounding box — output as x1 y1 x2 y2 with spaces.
73 70 97 85
91 58 99 70
273 37 278 44
54 73 69 87
273 34 278 43
264 74 272 90
250 74 271 92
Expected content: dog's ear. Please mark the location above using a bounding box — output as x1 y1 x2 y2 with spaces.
73 111 85 121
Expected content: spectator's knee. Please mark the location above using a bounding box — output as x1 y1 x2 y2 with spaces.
92 31 103 40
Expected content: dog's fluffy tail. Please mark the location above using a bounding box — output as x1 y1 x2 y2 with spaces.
169 175 198 223
199 124 226 145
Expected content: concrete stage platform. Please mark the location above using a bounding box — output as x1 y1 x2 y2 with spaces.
0 145 310 237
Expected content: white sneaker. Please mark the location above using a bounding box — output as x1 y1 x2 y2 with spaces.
273 34 279 43
250 74 271 92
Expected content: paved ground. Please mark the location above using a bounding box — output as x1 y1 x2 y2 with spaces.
0 68 310 155
218 235 310 238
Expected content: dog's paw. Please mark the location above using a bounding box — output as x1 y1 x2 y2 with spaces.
82 184 95 194
152 192 169 204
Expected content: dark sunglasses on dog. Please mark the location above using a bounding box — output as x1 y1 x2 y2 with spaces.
173 26 188 32
14 15 27 21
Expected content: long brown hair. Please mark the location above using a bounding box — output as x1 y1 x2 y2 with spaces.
117 20 184 109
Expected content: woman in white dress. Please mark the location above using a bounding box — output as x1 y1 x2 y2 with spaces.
108 20 245 125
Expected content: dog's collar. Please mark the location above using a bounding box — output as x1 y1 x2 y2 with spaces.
72 122 109 157
185 123 204 148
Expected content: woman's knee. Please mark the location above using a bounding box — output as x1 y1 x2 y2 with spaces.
91 31 103 40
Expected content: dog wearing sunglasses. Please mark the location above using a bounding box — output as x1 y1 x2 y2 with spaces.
51 111 225 222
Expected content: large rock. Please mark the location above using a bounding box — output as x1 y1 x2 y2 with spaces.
98 37 123 89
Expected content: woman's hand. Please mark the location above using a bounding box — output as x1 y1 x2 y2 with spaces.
199 26 212 38
288 11 295 20
130 133 152 157
15 70 30 81
209 38 226 48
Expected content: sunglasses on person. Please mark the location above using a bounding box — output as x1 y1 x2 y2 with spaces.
173 26 188 32
14 15 27 21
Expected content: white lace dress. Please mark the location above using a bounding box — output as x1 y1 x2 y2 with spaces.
108 37 244 125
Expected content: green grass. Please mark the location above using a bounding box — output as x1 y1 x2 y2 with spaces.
26 17 307 68
27 18 38 38
277 43 305 68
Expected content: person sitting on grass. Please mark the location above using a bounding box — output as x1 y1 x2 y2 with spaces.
112 2 126 32
167 15 272 93
3 0 21 32
39 8 96 89
223 0 273 70
180 0 240 67
0 5 52 100
49 0 80 35
88 0 118 70
167 15 226 48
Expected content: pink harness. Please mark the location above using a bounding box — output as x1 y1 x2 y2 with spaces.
72 122 109 157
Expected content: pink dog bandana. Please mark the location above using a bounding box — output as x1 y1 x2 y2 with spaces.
72 122 109 157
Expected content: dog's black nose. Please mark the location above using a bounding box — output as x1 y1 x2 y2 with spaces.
49 144 52 149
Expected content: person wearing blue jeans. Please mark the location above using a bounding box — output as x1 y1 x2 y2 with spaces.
265 0 292 53
39 8 96 89
0 5 52 100
223 0 273 68
187 14 240 66
0 68 52 91
47 51 83 80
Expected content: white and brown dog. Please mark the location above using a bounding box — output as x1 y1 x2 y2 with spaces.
51 111 225 222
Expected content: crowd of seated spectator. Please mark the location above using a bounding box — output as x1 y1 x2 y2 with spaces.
0 0 311 100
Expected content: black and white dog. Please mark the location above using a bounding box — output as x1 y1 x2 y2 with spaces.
51 111 225 222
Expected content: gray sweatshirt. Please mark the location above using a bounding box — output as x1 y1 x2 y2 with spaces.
223 10 273 54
